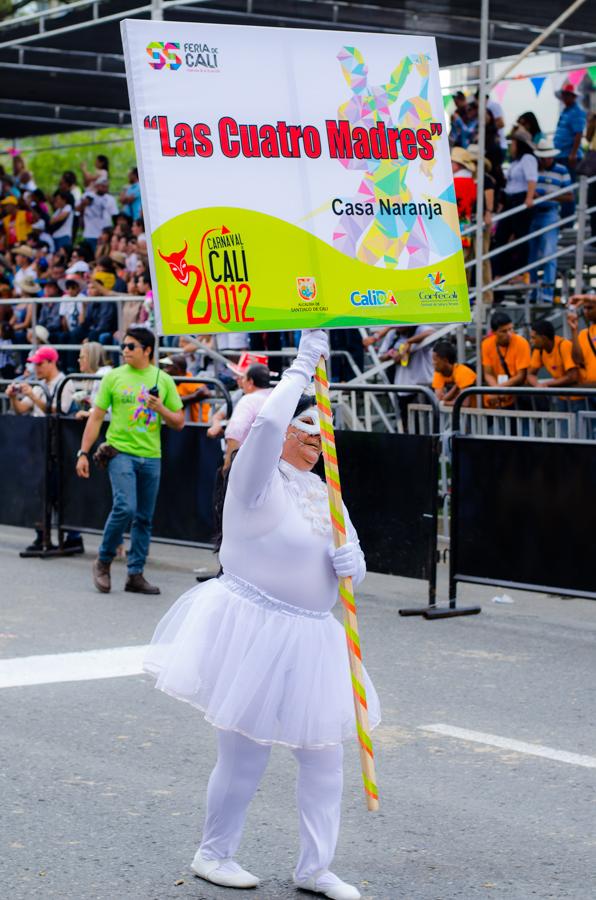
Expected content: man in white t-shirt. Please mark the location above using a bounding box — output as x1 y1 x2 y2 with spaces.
77 181 118 251
207 362 273 469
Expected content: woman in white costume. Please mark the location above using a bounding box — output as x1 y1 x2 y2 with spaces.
144 330 380 900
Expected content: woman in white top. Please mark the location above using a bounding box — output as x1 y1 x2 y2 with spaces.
49 190 74 252
144 330 379 900
493 126 538 278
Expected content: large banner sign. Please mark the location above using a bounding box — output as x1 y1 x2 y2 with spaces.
121 20 470 335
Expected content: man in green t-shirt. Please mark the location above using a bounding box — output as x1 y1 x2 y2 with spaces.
76 326 184 594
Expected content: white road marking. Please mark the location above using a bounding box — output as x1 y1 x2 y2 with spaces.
0 646 149 689
419 724 596 769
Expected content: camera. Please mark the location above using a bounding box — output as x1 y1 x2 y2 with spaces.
148 385 159 398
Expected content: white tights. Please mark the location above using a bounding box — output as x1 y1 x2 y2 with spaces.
200 729 344 880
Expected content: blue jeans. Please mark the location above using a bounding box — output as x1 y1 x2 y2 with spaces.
98 453 161 574
528 208 560 302
53 235 72 252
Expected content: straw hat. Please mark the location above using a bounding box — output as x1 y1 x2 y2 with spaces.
19 274 40 295
14 243 36 260
509 126 536 149
450 146 477 173
33 325 50 344
467 143 493 172
0 195 17 206
534 138 560 159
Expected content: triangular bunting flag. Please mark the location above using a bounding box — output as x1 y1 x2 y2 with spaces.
493 82 508 103
530 76 547 96
568 68 587 87
588 64 596 86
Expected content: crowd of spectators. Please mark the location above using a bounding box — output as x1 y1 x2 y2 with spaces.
449 81 595 304
0 100 594 434
0 153 153 382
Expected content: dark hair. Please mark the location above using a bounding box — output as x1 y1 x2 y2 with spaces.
131 167 138 178
75 241 95 262
433 340 457 364
293 392 317 418
532 318 555 340
62 170 77 186
516 140 535 159
96 154 109 171
168 354 187 373
490 311 512 332
54 189 72 205
126 325 155 358
97 255 116 274
245 363 270 389
518 111 541 138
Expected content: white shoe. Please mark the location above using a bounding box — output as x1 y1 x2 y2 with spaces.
293 869 361 900
190 849 260 888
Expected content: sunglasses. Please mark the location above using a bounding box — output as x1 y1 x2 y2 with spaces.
120 341 140 351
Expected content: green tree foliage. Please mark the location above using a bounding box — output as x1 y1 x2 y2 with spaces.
11 127 136 196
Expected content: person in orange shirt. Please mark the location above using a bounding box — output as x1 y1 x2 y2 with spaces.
527 318 578 389
481 311 531 408
161 354 211 423
567 294 596 386
431 340 477 406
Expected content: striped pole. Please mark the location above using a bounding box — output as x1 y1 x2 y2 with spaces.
314 355 379 812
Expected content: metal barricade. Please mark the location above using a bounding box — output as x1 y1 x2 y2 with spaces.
53 373 233 550
0 381 53 547
330 383 442 612
438 386 596 618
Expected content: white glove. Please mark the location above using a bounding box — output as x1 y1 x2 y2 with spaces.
328 541 366 586
297 329 329 368
284 329 330 388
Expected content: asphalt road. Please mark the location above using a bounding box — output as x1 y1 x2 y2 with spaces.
1 525 594 900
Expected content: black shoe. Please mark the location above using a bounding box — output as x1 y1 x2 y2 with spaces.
20 540 56 558
61 537 85 555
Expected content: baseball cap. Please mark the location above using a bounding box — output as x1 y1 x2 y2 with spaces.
92 270 116 290
555 81 577 99
66 260 90 276
28 345 59 365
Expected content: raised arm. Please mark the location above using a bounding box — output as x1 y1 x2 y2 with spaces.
228 330 329 507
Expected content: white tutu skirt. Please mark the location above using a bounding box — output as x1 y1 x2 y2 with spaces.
143 572 381 749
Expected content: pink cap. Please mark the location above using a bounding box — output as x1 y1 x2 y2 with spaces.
28 346 59 365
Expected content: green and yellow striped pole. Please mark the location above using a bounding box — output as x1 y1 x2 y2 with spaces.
314 355 379 812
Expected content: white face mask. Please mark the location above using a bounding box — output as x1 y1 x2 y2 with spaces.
290 407 321 435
